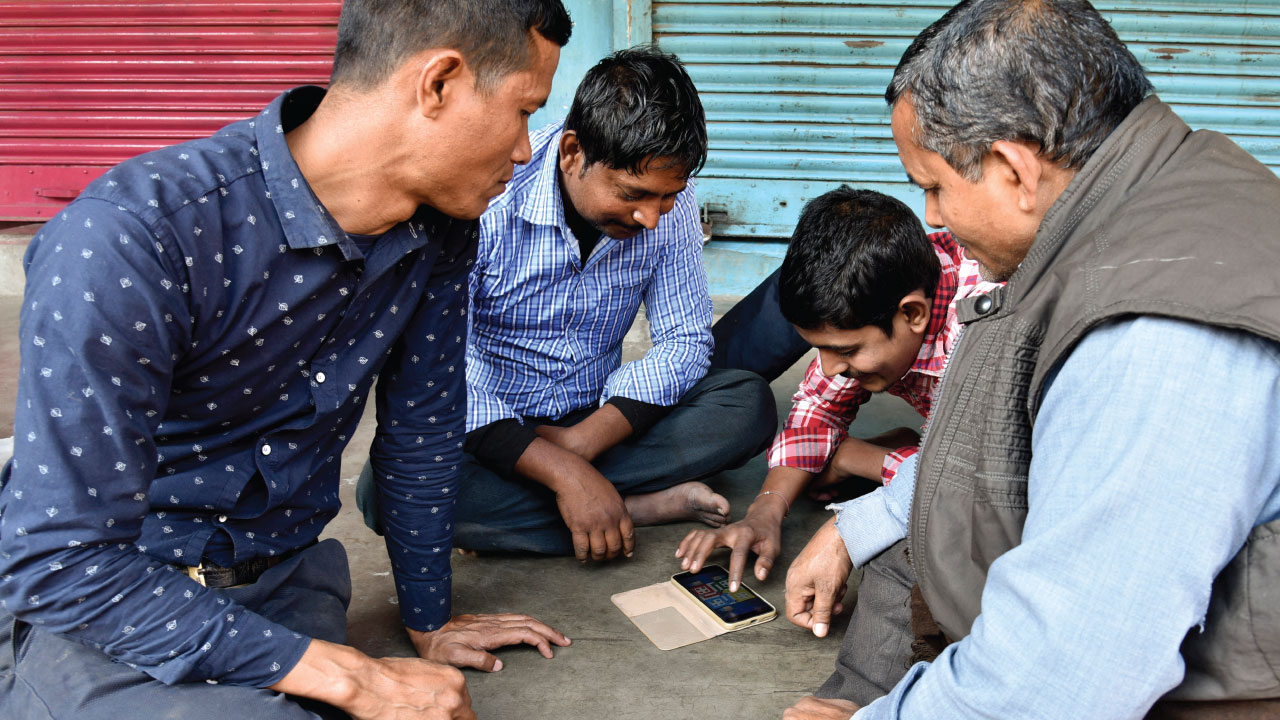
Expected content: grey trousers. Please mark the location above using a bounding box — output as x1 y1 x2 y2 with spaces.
816 539 917 706
0 540 352 720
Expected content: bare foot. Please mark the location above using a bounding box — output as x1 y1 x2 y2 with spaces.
624 482 730 528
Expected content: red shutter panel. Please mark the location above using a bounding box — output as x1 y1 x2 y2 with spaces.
0 1 342 221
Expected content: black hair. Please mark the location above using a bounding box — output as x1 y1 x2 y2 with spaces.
563 46 708 177
330 0 572 91
779 186 939 335
886 0 1152 180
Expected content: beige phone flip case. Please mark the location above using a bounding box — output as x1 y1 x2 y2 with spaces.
611 581 731 650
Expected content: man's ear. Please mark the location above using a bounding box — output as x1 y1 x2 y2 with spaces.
414 49 467 119
899 290 932 335
558 130 584 177
989 139 1044 214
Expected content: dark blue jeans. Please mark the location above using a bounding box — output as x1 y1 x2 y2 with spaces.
711 266 809 382
0 540 352 720
450 368 776 554
358 368 777 554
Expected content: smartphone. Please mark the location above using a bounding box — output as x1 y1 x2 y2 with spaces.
670 564 777 631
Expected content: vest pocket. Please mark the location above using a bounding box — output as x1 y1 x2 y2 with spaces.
970 473 1028 568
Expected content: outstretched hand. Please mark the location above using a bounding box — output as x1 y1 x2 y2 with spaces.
675 508 783 591
408 613 571 672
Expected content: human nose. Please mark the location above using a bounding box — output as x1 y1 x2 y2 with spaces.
924 193 944 229
817 351 847 378
511 124 533 166
632 199 662 230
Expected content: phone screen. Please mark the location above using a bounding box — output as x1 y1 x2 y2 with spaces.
671 565 774 624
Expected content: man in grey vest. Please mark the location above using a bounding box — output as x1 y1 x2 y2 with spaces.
782 1 1280 718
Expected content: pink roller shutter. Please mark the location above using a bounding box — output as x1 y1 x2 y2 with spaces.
0 0 341 220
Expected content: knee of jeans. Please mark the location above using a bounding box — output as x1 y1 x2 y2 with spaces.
716 370 778 447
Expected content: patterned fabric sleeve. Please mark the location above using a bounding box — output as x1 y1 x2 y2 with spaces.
766 356 872 473
368 241 473 632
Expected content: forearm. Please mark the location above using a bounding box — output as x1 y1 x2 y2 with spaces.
538 404 633 461
826 436 894 482
513 437 607 491
270 638 471 719
270 639 365 708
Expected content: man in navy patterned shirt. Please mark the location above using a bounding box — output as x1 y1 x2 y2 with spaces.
360 48 777 564
0 2 572 719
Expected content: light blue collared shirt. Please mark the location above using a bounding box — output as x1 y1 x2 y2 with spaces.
466 121 713 430
853 315 1280 719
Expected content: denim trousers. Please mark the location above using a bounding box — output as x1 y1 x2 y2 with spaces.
359 368 777 554
711 266 809 383
451 368 776 554
0 540 353 720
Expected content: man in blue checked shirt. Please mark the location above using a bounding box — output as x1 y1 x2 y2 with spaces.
360 48 777 564
0 2 575 719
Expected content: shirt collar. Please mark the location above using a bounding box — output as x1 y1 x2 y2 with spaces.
516 122 569 231
908 233 963 376
254 86 362 258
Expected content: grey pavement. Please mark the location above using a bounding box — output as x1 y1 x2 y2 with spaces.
0 291 925 719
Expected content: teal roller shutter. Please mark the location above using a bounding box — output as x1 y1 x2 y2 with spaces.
653 0 1280 239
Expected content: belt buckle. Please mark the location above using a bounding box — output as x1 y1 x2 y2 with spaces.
187 563 209 587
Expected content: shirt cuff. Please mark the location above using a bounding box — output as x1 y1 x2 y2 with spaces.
605 396 672 437
394 574 454 633
828 454 916 568
464 418 538 478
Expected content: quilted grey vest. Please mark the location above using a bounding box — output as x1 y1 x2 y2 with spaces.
911 96 1280 702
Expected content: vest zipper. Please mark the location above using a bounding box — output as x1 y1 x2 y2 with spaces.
909 323 966 577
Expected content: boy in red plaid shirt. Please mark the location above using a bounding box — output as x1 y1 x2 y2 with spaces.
676 186 997 592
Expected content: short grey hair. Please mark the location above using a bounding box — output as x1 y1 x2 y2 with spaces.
886 0 1153 181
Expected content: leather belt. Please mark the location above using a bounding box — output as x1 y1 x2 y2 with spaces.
186 555 285 589
184 542 315 589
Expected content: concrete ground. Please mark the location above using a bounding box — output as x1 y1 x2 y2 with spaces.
0 290 925 718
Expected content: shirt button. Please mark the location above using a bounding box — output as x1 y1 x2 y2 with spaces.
217 514 228 523
315 371 326 383
261 444 272 456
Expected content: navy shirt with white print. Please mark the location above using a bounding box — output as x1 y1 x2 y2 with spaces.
0 87 471 687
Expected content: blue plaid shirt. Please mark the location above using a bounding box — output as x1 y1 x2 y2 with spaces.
467 121 713 430
0 87 470 688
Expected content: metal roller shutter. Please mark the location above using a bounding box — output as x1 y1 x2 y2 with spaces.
0 1 341 221
653 0 1280 238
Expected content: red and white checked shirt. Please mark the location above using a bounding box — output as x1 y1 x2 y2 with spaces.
766 232 1000 484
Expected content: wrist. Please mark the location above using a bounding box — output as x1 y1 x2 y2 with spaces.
270 639 365 709
819 518 853 568
748 493 789 522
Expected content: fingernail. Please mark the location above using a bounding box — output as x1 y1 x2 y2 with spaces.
757 568 766 580
729 582 739 592
626 552 633 558
494 659 503 671
814 623 828 638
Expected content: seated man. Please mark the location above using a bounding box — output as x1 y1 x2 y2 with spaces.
677 186 997 597
784 0 1280 718
0 2 574 718
359 47 775 563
